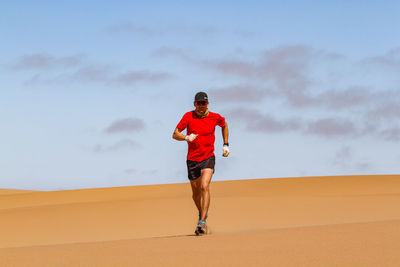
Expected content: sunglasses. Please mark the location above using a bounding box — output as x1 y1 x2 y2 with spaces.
196 101 208 106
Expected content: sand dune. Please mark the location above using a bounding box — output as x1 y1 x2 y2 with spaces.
0 175 399 266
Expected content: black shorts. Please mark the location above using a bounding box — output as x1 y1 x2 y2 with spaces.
186 155 215 180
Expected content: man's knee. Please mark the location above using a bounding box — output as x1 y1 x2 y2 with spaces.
191 184 201 197
200 183 209 192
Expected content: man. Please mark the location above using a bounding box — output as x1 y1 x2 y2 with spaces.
172 92 229 235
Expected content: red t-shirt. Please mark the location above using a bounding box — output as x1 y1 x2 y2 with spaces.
176 111 226 162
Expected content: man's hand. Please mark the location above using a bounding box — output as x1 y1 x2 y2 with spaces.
223 144 230 157
185 133 198 142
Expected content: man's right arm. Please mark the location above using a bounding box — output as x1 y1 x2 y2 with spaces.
173 128 198 142
172 128 186 141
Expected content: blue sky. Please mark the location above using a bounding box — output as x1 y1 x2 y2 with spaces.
1 1 400 190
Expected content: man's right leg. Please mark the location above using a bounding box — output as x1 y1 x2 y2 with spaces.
190 178 202 216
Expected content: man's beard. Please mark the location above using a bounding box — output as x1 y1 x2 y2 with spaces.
195 109 209 118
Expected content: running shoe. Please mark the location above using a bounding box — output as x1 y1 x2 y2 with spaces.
195 219 207 235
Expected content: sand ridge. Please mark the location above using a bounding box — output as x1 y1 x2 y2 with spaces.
0 189 38 195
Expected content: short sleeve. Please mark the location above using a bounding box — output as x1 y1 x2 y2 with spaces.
176 113 189 131
216 114 226 127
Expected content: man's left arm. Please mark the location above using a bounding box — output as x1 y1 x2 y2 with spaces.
222 122 229 157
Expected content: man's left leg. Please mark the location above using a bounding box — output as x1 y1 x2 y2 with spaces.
199 168 213 221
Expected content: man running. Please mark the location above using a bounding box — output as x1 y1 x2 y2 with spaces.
172 92 229 235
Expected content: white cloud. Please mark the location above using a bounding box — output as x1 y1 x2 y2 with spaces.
106 118 145 134
12 53 83 70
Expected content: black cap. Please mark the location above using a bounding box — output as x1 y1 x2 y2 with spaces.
194 92 208 102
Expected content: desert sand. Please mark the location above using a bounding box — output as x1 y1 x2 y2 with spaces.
0 175 399 266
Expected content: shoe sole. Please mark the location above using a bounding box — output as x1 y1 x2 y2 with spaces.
195 225 208 236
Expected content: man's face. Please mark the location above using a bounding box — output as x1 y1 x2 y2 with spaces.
194 101 209 113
